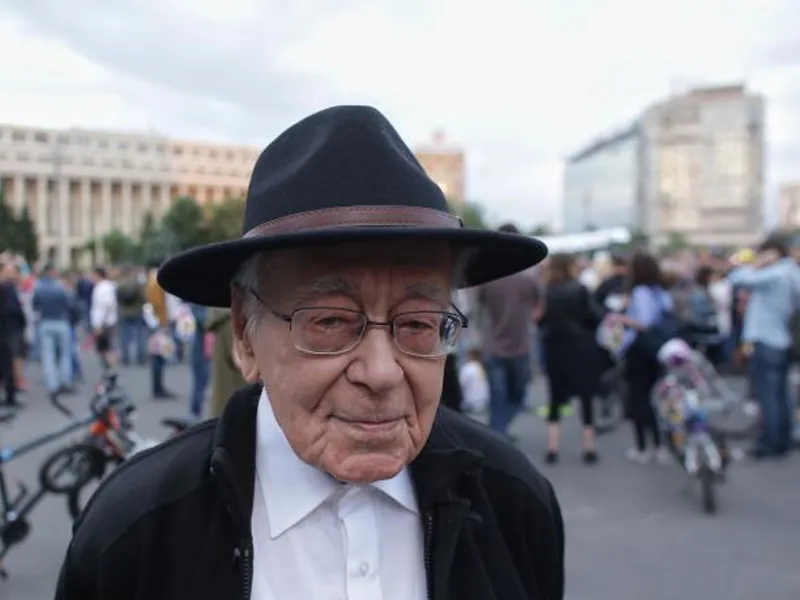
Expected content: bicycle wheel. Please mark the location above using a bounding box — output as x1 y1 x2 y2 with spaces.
38 444 106 495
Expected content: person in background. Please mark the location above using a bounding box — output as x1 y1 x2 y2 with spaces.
0 261 28 392
0 261 20 407
167 293 185 363
458 347 490 414
477 223 541 439
75 270 94 331
205 307 246 417
728 237 800 458
439 350 463 412
594 254 628 310
116 265 147 366
189 304 210 419
537 254 603 465
90 267 118 370
687 266 721 355
63 275 84 385
708 266 734 367
33 263 74 401
613 253 672 465
145 261 176 399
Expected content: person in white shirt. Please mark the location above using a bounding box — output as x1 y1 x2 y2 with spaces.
89 267 118 369
56 105 564 600
459 348 490 413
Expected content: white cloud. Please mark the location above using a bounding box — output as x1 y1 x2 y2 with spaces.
0 0 798 229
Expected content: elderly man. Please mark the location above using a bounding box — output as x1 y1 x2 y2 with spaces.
55 106 563 600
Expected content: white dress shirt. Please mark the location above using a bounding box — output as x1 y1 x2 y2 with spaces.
90 279 118 330
251 390 428 600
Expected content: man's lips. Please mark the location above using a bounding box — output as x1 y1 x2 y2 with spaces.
333 416 403 431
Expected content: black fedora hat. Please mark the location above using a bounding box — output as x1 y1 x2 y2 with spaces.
157 106 548 306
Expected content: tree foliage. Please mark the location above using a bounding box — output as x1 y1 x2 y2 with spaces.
0 192 39 263
448 201 487 229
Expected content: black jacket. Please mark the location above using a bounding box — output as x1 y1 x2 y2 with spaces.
55 384 564 600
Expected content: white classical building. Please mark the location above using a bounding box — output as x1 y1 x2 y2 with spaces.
0 124 261 266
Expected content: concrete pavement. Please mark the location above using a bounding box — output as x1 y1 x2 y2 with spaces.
1 357 798 599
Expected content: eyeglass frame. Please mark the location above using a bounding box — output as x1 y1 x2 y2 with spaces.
243 287 468 357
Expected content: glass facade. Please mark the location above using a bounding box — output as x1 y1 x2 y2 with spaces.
562 131 640 233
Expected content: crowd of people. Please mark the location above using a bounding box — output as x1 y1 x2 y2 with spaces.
443 234 799 464
2 235 799 466
0 253 245 420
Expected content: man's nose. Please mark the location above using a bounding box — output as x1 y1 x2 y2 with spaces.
347 327 404 392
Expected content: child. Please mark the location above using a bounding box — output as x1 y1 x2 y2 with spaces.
458 348 490 414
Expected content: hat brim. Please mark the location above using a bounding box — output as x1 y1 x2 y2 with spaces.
157 227 548 307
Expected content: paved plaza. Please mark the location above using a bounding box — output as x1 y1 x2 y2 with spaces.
1 357 798 599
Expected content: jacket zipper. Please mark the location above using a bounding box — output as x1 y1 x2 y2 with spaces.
240 542 253 600
424 513 435 600
210 459 254 600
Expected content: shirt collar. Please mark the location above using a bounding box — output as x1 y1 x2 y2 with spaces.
255 389 419 540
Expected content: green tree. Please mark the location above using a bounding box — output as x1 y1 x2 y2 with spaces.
15 206 39 264
448 200 487 229
529 224 551 236
101 229 138 264
161 196 209 250
0 193 39 263
664 231 690 253
206 197 245 242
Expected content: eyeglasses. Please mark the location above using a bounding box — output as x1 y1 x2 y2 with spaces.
246 288 468 357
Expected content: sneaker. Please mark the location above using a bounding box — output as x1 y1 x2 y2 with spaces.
654 447 672 465
625 448 651 464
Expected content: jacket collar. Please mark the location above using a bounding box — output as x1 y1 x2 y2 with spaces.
209 384 484 537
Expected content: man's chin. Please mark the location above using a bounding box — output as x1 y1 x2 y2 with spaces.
325 452 406 484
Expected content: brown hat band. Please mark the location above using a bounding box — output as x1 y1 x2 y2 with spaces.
243 205 463 238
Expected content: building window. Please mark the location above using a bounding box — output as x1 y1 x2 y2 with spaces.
57 134 69 144
12 131 25 142
138 142 149 152
82 157 94 166
17 152 29 161
174 146 184 156
122 159 134 168
197 166 206 174
209 150 217 159
119 141 129 150
98 139 109 149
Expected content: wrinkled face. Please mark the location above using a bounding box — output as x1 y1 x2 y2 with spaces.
232 241 456 483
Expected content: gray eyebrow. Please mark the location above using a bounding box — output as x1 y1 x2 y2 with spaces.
292 278 448 305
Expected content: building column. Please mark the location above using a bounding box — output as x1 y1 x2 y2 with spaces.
81 178 92 265
13 175 25 215
121 180 133 236
57 177 70 267
36 176 48 252
98 179 112 264
142 181 153 217
158 184 170 217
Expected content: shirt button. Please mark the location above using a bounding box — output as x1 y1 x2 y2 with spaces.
358 562 370 576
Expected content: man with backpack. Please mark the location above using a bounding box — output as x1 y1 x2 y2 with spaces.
116 266 147 366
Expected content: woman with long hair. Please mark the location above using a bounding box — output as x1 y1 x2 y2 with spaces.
537 253 604 464
613 252 672 464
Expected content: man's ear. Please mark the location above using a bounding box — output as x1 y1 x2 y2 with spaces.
230 285 261 382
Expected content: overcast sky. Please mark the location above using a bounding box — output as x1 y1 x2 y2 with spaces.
1 0 799 229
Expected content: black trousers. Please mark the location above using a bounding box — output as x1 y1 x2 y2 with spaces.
625 351 661 451
0 340 16 405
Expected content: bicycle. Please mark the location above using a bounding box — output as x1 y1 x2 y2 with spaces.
0 398 110 579
41 372 192 520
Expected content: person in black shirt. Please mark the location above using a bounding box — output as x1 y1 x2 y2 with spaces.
0 261 21 407
593 253 628 310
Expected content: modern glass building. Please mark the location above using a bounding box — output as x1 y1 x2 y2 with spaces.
562 125 641 233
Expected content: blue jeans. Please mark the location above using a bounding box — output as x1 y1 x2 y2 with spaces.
750 342 793 455
40 319 73 393
486 354 531 436
119 317 147 365
151 354 167 396
190 356 210 418
70 325 82 382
